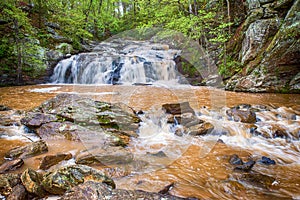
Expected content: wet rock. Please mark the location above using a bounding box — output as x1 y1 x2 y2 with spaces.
162 102 195 115
0 116 20 126
75 146 133 166
32 94 141 145
187 122 214 136
0 174 21 197
7 184 27 200
20 168 47 197
257 156 276 165
39 153 72 170
226 107 256 123
237 172 276 189
21 112 57 128
234 160 256 172
0 159 24 174
158 182 175 195
229 154 243 165
42 165 115 195
59 181 187 200
0 105 11 111
5 140 48 160
36 122 81 141
147 151 167 158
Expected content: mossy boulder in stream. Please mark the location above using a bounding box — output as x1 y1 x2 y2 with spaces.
42 164 115 195
21 168 47 197
22 93 141 146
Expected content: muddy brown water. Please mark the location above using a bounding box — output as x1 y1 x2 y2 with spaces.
0 84 299 199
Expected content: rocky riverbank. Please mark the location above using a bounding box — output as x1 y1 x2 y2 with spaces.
0 93 299 199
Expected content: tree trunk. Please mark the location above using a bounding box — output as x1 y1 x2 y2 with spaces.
14 19 23 84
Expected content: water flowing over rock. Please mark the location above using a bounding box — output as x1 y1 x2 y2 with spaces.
50 39 181 85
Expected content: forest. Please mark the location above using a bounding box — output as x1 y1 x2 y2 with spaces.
0 0 299 92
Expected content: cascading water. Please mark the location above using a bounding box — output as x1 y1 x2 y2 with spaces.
50 40 181 85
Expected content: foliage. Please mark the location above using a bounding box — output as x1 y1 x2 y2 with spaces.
0 0 236 83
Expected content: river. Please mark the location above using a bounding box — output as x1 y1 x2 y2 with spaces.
0 84 299 199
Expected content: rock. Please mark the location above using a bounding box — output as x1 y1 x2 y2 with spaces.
162 102 195 115
59 181 187 200
147 151 167 158
0 174 21 197
0 159 24 174
234 160 256 172
45 22 60 29
21 112 57 128
258 156 276 165
229 154 243 165
39 153 72 170
226 107 256 123
236 171 277 189
20 168 47 197
75 146 133 166
158 182 175 194
5 140 48 160
7 184 27 200
42 165 115 195
225 0 300 93
0 105 11 111
187 122 214 136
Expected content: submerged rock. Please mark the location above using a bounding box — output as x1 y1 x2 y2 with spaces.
0 159 24 174
235 171 277 189
21 168 47 197
59 181 188 200
0 105 12 111
39 153 72 170
42 164 115 195
5 140 48 160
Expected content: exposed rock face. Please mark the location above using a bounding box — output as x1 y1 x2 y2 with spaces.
42 165 115 195
226 0 300 93
59 181 188 200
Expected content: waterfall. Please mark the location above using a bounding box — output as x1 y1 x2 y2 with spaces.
50 40 181 85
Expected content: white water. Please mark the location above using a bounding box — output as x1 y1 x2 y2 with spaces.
50 40 181 85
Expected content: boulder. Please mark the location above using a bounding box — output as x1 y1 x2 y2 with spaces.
42 165 115 195
0 174 21 197
59 181 188 200
39 153 72 170
5 140 48 160
229 154 243 165
75 146 133 166
7 184 27 200
234 160 256 172
0 159 24 174
21 168 47 197
162 102 195 115
187 122 214 136
21 112 57 128
226 107 256 123
257 156 276 165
